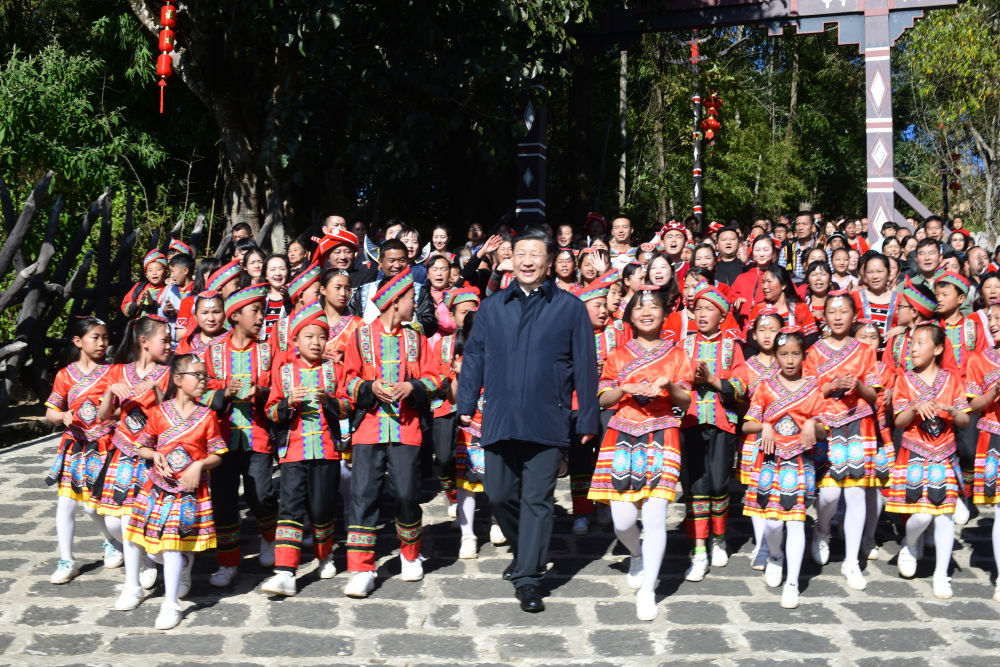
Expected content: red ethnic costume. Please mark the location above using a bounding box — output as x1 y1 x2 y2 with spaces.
90 361 171 517
265 303 352 574
204 284 279 568
125 401 228 553
341 270 444 573
45 362 115 502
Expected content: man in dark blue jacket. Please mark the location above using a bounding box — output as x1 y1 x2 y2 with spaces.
457 227 599 612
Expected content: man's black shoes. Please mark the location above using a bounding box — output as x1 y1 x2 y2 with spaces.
516 585 544 613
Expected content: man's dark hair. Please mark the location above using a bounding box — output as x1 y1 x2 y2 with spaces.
718 225 741 240
513 226 556 259
380 238 408 257
773 222 788 232
925 215 943 226
795 210 814 220
916 237 941 253
234 237 259 254
232 222 253 235
882 221 897 232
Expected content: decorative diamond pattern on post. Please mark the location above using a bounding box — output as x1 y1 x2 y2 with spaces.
871 204 889 229
869 69 887 112
522 168 534 189
871 139 889 170
524 101 535 132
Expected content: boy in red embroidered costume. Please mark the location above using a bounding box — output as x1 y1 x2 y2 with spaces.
340 268 443 597
260 302 351 597
679 286 747 582
204 283 278 588
121 250 170 319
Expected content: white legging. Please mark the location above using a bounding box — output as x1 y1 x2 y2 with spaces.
905 512 955 576
764 519 805 586
457 488 477 538
816 486 866 563
994 504 1000 572
610 497 669 594
55 496 118 562
751 516 766 551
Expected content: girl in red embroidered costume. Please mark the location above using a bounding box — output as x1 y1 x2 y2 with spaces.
743 327 829 609
805 291 881 592
93 315 172 590
588 288 693 621
888 322 970 600
117 354 226 629
44 317 119 584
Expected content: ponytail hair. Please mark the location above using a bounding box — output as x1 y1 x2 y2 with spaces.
113 316 168 365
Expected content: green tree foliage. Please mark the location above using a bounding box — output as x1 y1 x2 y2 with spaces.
895 0 1000 238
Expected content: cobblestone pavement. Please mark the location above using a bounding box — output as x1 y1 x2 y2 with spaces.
4 434 1000 666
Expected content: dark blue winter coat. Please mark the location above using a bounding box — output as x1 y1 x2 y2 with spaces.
456 279 599 448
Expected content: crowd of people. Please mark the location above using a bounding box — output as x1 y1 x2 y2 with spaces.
41 208 1000 629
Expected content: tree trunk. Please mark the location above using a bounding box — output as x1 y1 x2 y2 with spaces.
618 50 628 210
786 37 800 141
652 38 668 223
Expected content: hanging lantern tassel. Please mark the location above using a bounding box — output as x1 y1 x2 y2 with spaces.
156 52 172 114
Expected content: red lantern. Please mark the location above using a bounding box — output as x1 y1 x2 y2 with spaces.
705 129 715 140
950 182 962 191
706 107 718 117
161 4 177 27
159 28 175 52
705 117 721 131
156 53 173 78
156 1 178 114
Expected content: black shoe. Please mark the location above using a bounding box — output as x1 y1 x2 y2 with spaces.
502 559 518 581
516 584 544 613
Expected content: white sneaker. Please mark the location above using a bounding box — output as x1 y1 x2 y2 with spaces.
154 601 183 630
862 539 881 561
811 533 831 566
447 502 458 520
344 571 376 598
178 553 194 599
459 536 479 560
259 537 275 568
897 544 918 579
635 589 657 621
781 582 800 609
318 554 337 579
954 498 970 526
490 523 507 545
751 542 770 571
102 541 124 569
710 538 729 567
933 573 953 599
400 554 425 582
626 556 644 590
139 556 158 590
261 571 297 596
684 554 709 582
841 560 867 591
114 584 144 611
764 555 785 588
50 559 79 585
572 516 590 536
209 565 237 588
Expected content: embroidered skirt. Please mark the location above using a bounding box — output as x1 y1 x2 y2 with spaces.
125 478 216 553
816 416 880 488
885 447 961 515
45 433 109 503
743 451 816 522
973 431 1000 506
88 446 149 517
588 427 681 504
454 427 485 493
738 434 759 486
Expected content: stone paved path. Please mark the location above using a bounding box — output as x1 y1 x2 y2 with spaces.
3 434 1000 666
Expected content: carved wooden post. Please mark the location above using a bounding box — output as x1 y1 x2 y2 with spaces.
514 87 547 232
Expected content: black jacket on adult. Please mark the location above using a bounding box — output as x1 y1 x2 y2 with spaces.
714 258 747 286
456 279 599 448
